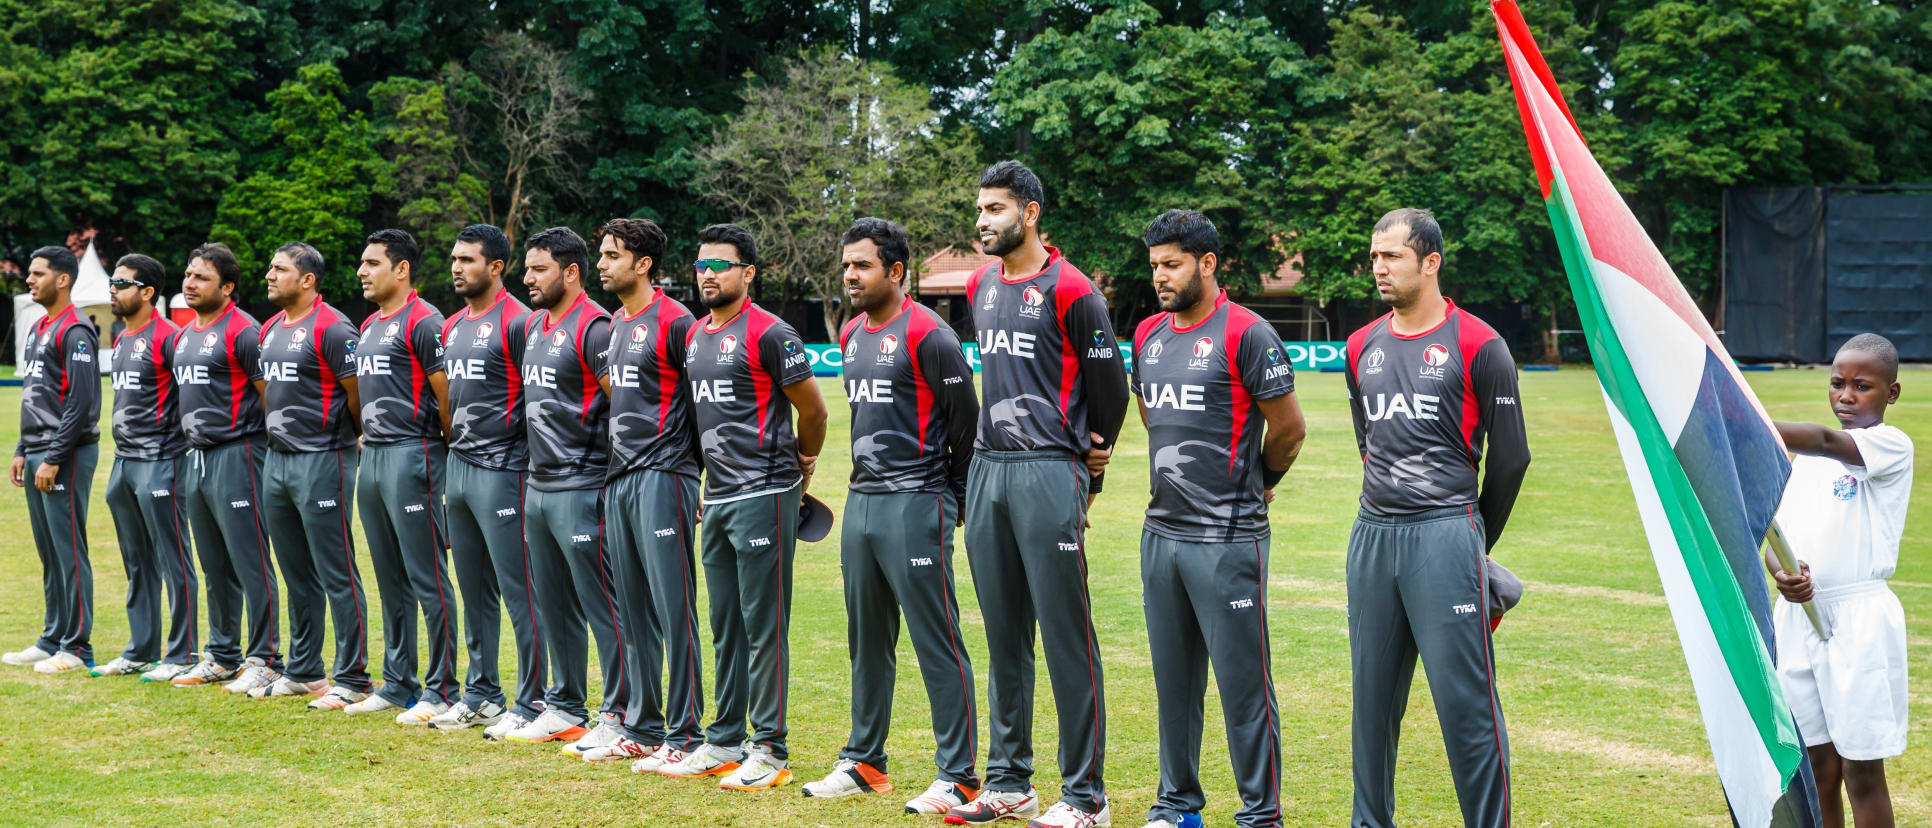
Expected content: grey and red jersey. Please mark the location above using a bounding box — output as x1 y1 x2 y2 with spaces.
521 292 612 492
110 316 186 461
598 288 699 481
171 303 266 449
837 296 977 500
1344 299 1531 549
356 291 446 445
259 302 360 453
442 290 531 472
683 303 814 503
14 304 101 465
1132 292 1295 542
965 246 1130 489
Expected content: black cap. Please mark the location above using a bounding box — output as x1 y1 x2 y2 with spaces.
798 493 835 543
1486 557 1524 626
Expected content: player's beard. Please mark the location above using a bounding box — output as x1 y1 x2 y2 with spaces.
981 218 1025 258
110 294 133 317
453 269 494 299
529 276 566 310
1157 266 1206 314
701 281 742 309
187 287 227 315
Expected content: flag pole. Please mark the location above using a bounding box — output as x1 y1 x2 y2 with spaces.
1764 519 1829 640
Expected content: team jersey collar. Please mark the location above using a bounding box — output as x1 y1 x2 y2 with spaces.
539 291 590 334
619 287 663 322
464 287 510 321
704 302 748 333
279 296 323 326
35 304 77 334
192 301 235 332
1167 290 1229 333
862 294 913 333
997 244 1064 284
1388 297 1458 340
375 290 420 320
120 313 158 339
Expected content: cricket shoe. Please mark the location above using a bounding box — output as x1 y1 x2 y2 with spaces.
429 700 504 730
946 788 1041 824
1 645 51 666
802 758 893 798
582 735 654 763
1027 800 1110 828
170 659 239 687
397 700 450 725
719 747 792 791
220 658 278 694
33 652 87 674
631 744 687 775
90 657 155 677
308 686 369 710
482 711 531 741
658 743 743 778
906 780 980 815
559 714 621 757
250 676 327 698
139 662 192 683
1141 814 1202 828
341 693 404 716
503 709 589 744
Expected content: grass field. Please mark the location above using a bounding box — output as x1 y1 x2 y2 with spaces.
0 366 1926 826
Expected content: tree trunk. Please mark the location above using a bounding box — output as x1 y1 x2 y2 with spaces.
823 295 845 343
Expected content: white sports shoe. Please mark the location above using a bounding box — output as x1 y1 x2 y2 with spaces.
560 716 622 756
1 645 52 666
503 709 589 744
308 685 370 710
658 743 744 778
1141 821 1177 828
582 735 654 762
904 779 977 814
32 652 87 673
946 788 1041 823
719 747 792 791
803 758 894 798
429 700 505 730
221 658 278 694
90 656 154 677
632 744 687 774
483 711 531 741
250 676 328 698
342 693 404 715
140 662 192 683
1030 800 1112 828
170 659 239 687
396 700 450 725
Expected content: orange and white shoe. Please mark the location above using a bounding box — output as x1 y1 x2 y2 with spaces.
658 743 743 778
718 747 792 791
32 652 87 674
906 779 980 815
503 709 589 744
170 660 239 687
945 788 1041 824
802 758 893 798
221 658 279 694
308 685 369 710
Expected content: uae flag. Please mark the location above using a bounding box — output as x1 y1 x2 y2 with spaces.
1491 2 1818 825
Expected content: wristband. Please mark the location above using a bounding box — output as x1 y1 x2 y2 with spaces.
1262 466 1287 489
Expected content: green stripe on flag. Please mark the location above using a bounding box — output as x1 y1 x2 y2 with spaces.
1541 170 1802 780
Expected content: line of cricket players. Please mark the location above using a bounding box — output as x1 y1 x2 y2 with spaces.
11 160 1547 828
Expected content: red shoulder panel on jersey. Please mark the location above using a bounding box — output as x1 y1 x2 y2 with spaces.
838 315 863 350
1224 302 1261 474
1453 303 1503 459
569 298 606 424
743 304 779 444
905 302 941 454
152 320 177 423
1133 312 1168 353
963 259 999 306
1344 312 1390 379
1050 260 1095 429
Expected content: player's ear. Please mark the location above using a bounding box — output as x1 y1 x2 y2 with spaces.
1198 252 1217 280
1422 250 1442 278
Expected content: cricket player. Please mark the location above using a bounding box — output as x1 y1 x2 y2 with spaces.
801 218 981 813
949 161 1130 828
657 222 829 791
1130 211 1304 828
1343 208 1530 828
4 246 102 674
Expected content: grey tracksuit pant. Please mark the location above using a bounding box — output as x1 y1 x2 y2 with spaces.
104 454 197 665
606 468 705 748
184 438 280 669
964 449 1106 813
263 447 371 690
700 484 802 760
524 484 627 725
444 458 534 714
359 440 460 707
1348 506 1510 828
840 490 979 787
1142 530 1282 828
23 444 98 663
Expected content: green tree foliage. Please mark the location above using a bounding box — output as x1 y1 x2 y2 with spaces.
211 63 386 304
370 76 489 307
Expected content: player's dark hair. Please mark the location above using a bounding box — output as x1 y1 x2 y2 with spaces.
1374 207 1443 263
456 223 511 265
29 245 78 280
115 253 167 294
276 241 326 282
189 242 242 287
840 217 911 284
978 160 1046 213
1143 209 1221 261
1839 333 1900 380
597 217 668 278
698 223 758 268
526 226 591 278
365 228 421 281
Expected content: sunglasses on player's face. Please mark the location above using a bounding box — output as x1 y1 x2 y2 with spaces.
109 278 146 291
692 258 751 274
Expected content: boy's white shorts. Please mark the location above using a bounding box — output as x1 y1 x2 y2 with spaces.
1775 581 1908 760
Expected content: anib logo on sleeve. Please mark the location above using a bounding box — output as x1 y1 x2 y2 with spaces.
1420 343 1450 379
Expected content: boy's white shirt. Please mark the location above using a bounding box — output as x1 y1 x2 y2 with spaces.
1775 422 1915 595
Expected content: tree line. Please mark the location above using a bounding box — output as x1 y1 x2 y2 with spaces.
3 0 1927 349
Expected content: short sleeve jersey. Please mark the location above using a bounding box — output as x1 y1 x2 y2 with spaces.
839 298 973 495
1775 423 1915 591
443 290 532 472
172 303 266 449
259 302 360 453
111 316 187 461
965 246 1122 456
356 291 446 445
1344 300 1522 516
16 304 101 463
1132 292 1295 541
683 303 814 503
521 292 611 491
599 288 700 481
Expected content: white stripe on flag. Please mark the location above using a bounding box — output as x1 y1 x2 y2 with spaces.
1592 258 1708 444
